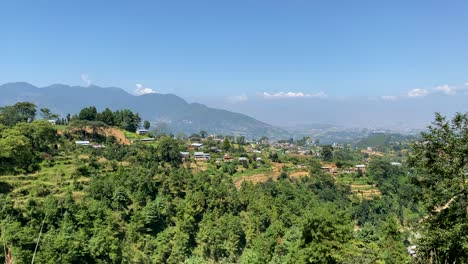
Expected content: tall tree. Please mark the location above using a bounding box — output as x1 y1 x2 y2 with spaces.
222 138 231 151
409 112 468 263
199 130 208 139
40 108 59 120
143 120 151 130
321 145 334 162
14 102 37 123
236 136 246 145
78 106 98 121
98 108 115 126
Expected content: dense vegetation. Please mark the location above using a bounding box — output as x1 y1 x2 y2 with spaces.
0 103 466 263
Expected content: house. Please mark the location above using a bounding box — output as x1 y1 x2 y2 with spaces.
390 162 402 166
223 154 233 162
407 245 417 257
75 140 90 146
355 164 366 174
238 157 249 164
136 129 149 135
321 166 334 173
48 120 57 125
210 147 222 153
190 143 203 149
180 152 190 160
92 144 105 149
256 157 262 162
194 152 210 161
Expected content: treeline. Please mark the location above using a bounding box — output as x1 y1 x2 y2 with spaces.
74 106 143 132
0 102 145 133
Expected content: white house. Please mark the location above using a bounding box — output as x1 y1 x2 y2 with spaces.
194 152 210 161
355 164 366 173
238 157 249 163
180 152 190 159
191 143 203 148
136 129 149 135
75 140 90 146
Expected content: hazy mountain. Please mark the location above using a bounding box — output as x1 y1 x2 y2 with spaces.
0 82 290 138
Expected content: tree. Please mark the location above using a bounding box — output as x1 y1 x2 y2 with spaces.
114 109 141 132
236 136 246 145
408 112 468 263
14 102 37 122
200 130 208 139
157 136 181 166
98 108 115 126
78 106 98 121
289 204 354 263
222 138 231 151
0 102 37 126
321 145 333 162
0 106 21 126
39 108 59 120
143 120 151 130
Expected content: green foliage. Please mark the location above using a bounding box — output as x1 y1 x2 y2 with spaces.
4 108 465 263
143 120 151 130
321 145 334 162
409 112 468 263
0 102 37 127
76 106 141 132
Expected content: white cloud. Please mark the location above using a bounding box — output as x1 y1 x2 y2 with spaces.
81 74 91 87
465 82 468 86
135 83 157 95
261 91 327 99
381 95 398 101
434 84 456 95
406 88 429 97
226 94 248 103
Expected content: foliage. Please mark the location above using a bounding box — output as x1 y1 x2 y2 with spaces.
408 112 468 263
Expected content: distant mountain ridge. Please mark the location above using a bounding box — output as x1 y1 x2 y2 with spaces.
0 82 290 138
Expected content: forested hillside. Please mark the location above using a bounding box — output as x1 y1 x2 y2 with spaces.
0 103 466 263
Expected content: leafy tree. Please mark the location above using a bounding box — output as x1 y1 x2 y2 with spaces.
289 204 354 264
0 102 37 126
157 136 181 166
236 136 246 145
39 108 59 120
143 120 151 130
408 112 468 263
14 102 37 122
0 128 35 174
222 138 231 151
321 145 334 162
269 152 280 163
78 106 98 121
98 108 115 126
200 130 208 139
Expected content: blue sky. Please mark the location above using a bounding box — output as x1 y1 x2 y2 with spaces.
1 0 467 127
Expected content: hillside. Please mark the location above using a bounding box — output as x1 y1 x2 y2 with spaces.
0 82 290 138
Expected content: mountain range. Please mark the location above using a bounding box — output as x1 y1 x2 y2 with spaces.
0 82 290 138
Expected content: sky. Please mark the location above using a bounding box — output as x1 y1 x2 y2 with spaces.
1 0 467 128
